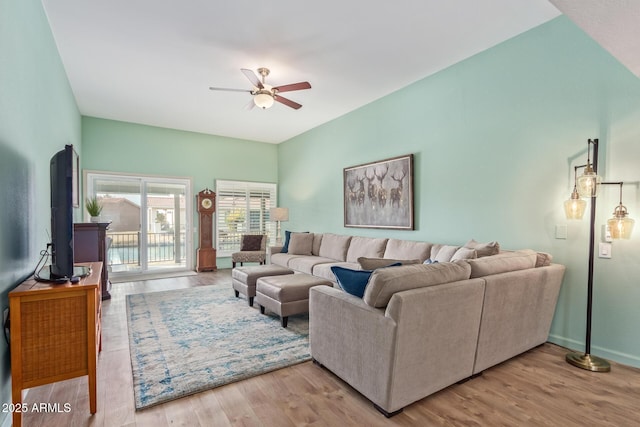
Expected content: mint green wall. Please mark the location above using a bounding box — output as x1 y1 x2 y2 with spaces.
0 0 81 419
81 117 279 268
278 17 640 367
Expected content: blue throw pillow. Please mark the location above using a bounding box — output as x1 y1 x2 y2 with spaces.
423 258 439 264
281 231 292 253
331 263 401 298
281 231 309 253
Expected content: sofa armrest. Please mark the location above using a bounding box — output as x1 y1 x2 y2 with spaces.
310 279 485 414
382 279 485 410
268 245 283 254
267 245 283 264
309 286 396 408
472 263 565 373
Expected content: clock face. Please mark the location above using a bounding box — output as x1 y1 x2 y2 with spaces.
201 198 213 209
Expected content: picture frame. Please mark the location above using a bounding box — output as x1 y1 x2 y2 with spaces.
344 154 414 229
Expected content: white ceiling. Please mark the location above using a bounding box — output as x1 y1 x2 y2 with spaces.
41 1 592 144
549 0 640 80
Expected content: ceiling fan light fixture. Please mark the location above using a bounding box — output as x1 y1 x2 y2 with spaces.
254 90 274 109
210 68 310 110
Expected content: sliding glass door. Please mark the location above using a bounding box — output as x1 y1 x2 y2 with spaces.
85 172 192 277
144 181 188 271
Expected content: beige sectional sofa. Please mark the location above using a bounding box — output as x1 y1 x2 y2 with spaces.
270 233 433 281
269 233 565 417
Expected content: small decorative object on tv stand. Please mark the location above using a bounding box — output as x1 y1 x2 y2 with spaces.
563 138 634 372
86 196 103 223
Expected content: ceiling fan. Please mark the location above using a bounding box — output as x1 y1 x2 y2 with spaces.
209 68 311 110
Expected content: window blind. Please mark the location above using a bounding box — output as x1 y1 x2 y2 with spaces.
215 180 277 256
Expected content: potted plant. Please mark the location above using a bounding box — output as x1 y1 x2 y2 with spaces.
86 197 103 222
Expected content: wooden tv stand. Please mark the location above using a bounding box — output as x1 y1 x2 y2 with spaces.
9 262 102 427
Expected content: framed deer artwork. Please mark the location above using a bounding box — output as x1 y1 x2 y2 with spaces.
343 154 414 229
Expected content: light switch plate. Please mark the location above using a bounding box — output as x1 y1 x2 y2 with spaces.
555 224 567 239
599 242 612 259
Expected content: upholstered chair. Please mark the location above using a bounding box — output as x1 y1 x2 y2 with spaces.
231 234 267 268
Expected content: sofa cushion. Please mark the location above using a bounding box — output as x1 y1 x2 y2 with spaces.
288 233 314 255
536 252 553 267
330 266 373 298
270 252 302 268
312 261 358 283
281 230 293 253
318 233 352 261
331 264 401 298
312 233 323 256
431 244 461 262
363 262 472 308
346 237 388 262
464 239 500 257
450 247 477 261
383 239 432 261
466 249 537 278
357 257 421 270
281 230 309 253
287 256 338 275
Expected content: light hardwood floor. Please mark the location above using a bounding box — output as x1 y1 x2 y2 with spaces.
18 269 640 427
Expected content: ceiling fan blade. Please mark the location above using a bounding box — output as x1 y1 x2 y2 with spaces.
241 68 263 89
274 95 302 110
273 81 311 93
209 86 252 93
244 98 256 110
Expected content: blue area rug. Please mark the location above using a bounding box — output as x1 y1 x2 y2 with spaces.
126 285 310 409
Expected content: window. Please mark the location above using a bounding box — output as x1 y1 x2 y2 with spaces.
216 180 277 256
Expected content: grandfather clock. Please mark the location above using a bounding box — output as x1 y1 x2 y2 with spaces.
196 188 217 272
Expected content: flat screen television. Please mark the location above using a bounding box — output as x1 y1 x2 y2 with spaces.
38 144 88 283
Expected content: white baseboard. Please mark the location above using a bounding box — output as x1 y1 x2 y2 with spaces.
548 334 640 368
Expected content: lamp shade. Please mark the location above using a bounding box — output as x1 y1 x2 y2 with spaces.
576 165 602 198
564 197 587 220
607 204 634 239
270 207 289 222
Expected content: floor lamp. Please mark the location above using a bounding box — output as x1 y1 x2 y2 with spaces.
564 138 635 372
270 207 289 245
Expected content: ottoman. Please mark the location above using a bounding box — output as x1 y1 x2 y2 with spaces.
255 274 333 327
231 265 294 306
